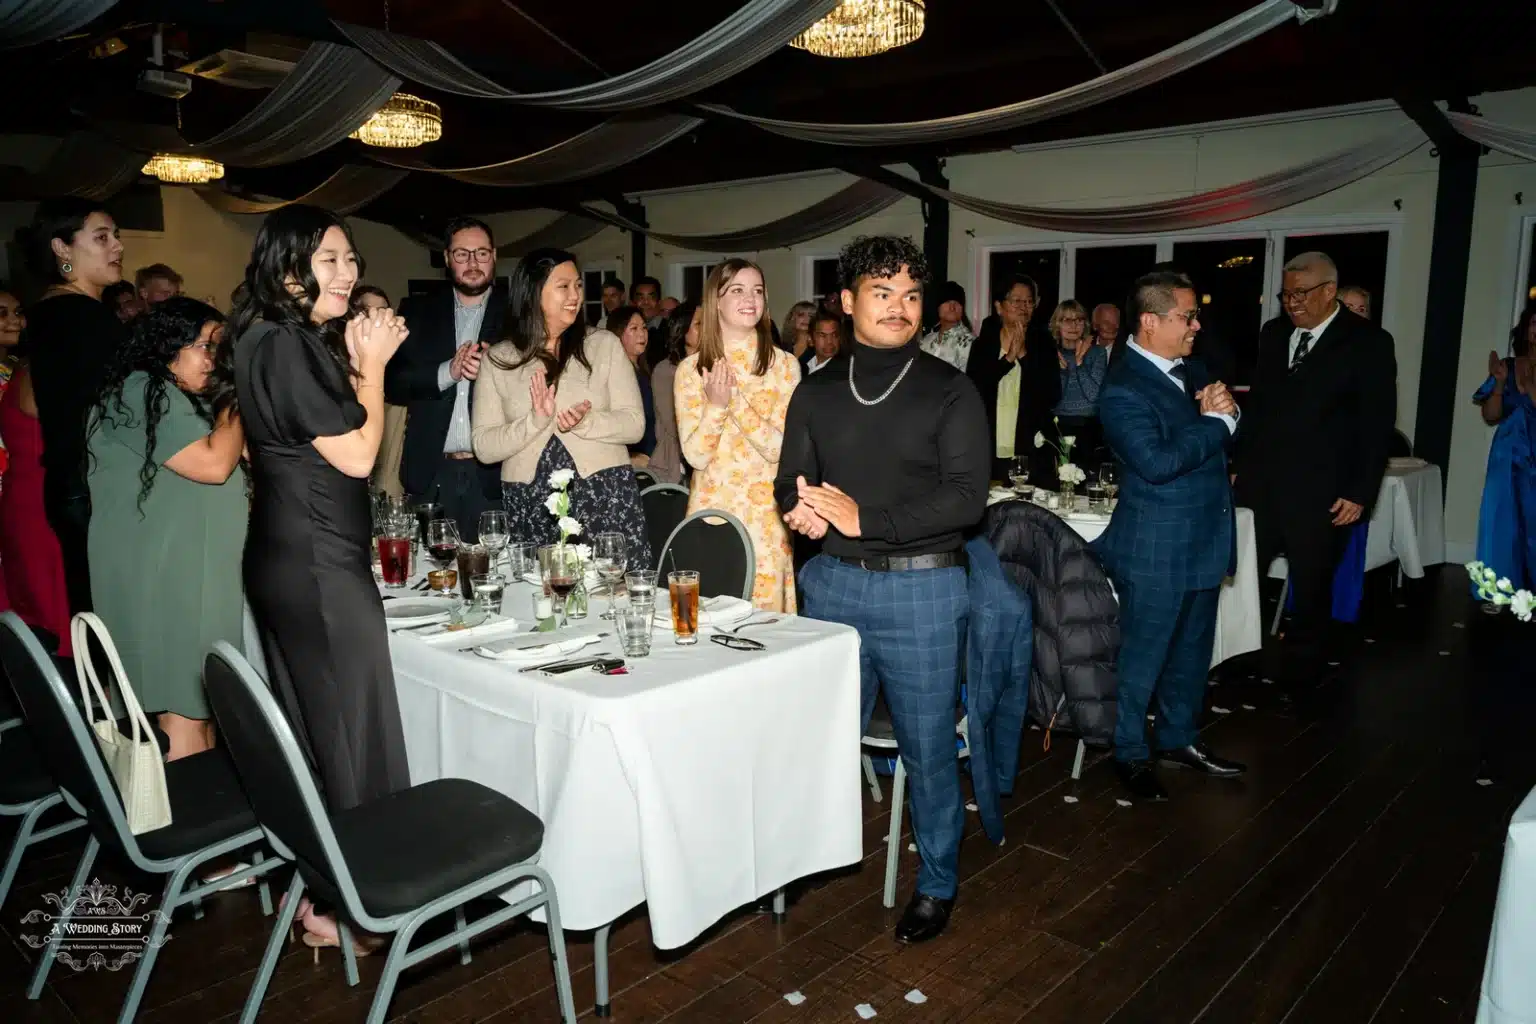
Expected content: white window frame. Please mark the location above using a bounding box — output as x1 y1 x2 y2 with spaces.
666 257 729 303
969 212 1405 341
798 251 842 303
1512 212 1536 329
581 260 622 327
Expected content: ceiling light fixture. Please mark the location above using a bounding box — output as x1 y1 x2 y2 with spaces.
141 153 225 184
790 0 925 59
350 92 443 148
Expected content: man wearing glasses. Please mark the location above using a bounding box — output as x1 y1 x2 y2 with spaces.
1095 270 1244 802
385 216 507 540
1234 251 1396 697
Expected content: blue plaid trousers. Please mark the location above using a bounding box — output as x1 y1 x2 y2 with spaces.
800 554 968 899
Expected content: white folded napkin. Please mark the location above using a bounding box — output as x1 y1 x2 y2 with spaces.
1389 456 1428 469
519 570 603 588
653 594 755 628
473 633 603 662
415 616 524 646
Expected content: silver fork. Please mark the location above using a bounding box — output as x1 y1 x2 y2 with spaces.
726 616 780 634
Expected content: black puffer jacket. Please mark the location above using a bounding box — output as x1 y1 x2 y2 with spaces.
982 501 1120 746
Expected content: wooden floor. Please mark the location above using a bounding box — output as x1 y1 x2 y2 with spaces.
2 567 1525 1023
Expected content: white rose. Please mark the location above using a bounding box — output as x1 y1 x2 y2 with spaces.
1033 432 1045 449
1493 591 1511 606
571 543 592 561
1062 435 1077 448
549 468 576 489
1498 577 1515 593
1513 590 1536 622
558 516 583 538
1485 567 1499 582
544 493 562 515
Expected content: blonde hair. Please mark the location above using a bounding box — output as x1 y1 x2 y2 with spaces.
698 258 776 377
1048 299 1089 342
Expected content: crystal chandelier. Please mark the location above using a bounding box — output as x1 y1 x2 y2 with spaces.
790 0 925 59
350 93 443 148
141 154 226 184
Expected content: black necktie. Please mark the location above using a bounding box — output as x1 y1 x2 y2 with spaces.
1290 331 1313 373
1168 362 1193 399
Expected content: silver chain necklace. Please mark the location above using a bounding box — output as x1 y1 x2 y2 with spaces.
848 354 914 406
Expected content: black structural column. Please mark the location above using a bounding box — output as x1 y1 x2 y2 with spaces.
913 158 950 307
1398 97 1481 475
609 195 647 286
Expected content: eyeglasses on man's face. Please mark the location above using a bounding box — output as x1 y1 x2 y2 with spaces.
1277 281 1330 304
449 248 495 265
1166 310 1200 325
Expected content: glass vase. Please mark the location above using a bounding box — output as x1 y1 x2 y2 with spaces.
566 579 589 620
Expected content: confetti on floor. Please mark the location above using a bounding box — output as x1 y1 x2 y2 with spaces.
1365 638 1375 644
1440 651 1451 656
1477 778 1494 787
1261 677 1276 684
784 992 806 1006
1453 622 1466 628
1115 798 1132 807
856 1003 878 1019
905 990 928 1004
1210 705 1232 714
1242 703 1257 710
965 801 978 812
1062 795 1079 804
1328 661 1340 667
908 842 917 852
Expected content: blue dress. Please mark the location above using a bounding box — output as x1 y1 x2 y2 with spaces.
1473 359 1536 592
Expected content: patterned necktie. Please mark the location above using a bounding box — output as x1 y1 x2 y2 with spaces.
1168 362 1193 399
1290 331 1313 373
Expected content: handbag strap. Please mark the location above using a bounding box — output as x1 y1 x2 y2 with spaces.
71 613 153 747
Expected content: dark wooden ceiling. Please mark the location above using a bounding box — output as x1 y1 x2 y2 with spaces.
5 0 1535 226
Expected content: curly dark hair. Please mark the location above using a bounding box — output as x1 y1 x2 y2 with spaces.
90 296 224 514
837 235 930 294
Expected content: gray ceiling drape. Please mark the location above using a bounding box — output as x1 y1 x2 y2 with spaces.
403 211 609 258
0 0 117 50
0 131 143 200
699 0 1313 146
916 125 1426 235
1446 111 1536 162
577 178 904 252
105 43 399 167
370 113 701 186
196 165 407 216
332 0 837 111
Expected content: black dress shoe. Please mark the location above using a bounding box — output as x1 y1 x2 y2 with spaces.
1157 743 1246 777
894 893 953 944
1114 760 1168 801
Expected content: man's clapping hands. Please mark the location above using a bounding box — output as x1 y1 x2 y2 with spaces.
1195 381 1237 417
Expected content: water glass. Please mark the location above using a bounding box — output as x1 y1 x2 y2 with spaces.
506 541 537 582
614 599 654 658
1086 481 1107 510
470 573 505 617
668 570 700 645
625 569 658 607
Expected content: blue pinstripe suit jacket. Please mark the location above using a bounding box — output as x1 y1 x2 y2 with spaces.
1092 346 1236 593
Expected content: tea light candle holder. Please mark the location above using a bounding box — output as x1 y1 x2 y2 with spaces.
427 568 457 593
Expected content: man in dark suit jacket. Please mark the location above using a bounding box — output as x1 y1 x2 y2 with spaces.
384 216 506 541
1234 251 1397 688
1095 270 1246 802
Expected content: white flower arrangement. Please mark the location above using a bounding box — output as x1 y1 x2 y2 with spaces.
1467 560 1535 622
1057 462 1086 486
546 471 583 551
1034 417 1080 487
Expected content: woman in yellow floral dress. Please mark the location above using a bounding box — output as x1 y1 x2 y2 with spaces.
676 259 801 611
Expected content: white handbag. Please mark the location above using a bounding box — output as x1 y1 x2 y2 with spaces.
71 613 172 835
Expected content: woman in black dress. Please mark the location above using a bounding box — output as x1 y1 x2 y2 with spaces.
222 205 408 950
966 272 1062 485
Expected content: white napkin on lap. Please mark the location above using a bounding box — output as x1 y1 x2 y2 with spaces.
653 594 755 628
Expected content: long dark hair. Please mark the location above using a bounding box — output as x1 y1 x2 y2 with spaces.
489 247 589 385
662 299 699 367
26 197 110 285
1512 299 1536 359
210 205 364 418
91 296 224 512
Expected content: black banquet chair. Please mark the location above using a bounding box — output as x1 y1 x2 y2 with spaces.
202 643 578 1024
0 612 281 1024
0 659 86 911
640 482 690 570
657 509 756 601
633 466 658 491
1389 428 1413 458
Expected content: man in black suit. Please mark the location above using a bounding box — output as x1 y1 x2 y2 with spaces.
1235 251 1397 688
384 216 506 541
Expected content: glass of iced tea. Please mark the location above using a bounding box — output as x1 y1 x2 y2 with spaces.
668 570 700 645
456 544 490 601
377 515 413 588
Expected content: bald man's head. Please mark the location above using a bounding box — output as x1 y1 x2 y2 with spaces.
1091 303 1120 346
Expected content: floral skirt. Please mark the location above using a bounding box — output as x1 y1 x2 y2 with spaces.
501 437 653 572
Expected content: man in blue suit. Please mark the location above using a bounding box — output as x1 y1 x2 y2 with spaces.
1094 270 1246 801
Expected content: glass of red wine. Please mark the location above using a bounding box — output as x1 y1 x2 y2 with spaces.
425 519 461 579
539 544 583 628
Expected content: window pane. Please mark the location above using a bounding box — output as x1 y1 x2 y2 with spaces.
813 258 840 297
1170 237 1267 385
1282 231 1389 325
1072 244 1158 328
683 266 705 302
988 249 1061 330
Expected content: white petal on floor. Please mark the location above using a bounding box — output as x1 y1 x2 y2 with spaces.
1242 703 1257 710
965 801 978 812
1453 622 1466 629
1063 795 1079 804
1365 638 1376 643
1477 778 1493 787
856 1003 878 1019
784 991 806 1005
1115 798 1132 807
905 990 928 1004
1210 706 1232 714
1328 661 1340 667
908 842 917 852
1440 651 1451 656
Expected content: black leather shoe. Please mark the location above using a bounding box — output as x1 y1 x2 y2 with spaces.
1157 743 1246 777
894 893 953 944
1114 760 1168 801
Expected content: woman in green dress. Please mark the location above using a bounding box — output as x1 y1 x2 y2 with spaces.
87 297 245 760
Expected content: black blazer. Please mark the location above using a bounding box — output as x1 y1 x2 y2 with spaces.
384 281 508 500
1234 306 1396 519
966 315 1062 477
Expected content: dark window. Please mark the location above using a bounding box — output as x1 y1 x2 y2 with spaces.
812 258 840 297
1073 244 1158 323
583 268 617 327
987 248 1061 326
1523 221 1536 308
681 263 717 303
1282 230 1390 326
1170 237 1268 385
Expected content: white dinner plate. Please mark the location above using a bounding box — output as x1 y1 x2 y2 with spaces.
383 598 454 628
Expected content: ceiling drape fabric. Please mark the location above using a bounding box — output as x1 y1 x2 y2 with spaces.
0 0 117 50
1446 112 1536 162
402 211 609 258
104 43 399 167
196 165 408 216
576 179 904 252
333 0 837 112
698 0 1313 146
41 131 143 199
914 125 1426 235
369 113 702 186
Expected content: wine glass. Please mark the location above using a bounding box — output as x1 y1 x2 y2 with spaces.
591 532 628 620
479 510 510 569
1099 462 1119 502
539 545 583 628
425 519 460 573
1009 456 1031 495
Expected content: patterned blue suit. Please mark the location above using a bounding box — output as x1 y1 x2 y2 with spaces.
1093 344 1236 762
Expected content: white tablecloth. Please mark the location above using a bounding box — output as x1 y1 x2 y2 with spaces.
245 586 864 949
986 493 1262 668
1269 462 1446 580
1477 783 1536 1023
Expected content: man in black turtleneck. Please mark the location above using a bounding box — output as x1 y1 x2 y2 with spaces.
776 235 990 944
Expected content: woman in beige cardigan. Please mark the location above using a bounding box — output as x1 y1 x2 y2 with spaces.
472 248 652 568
